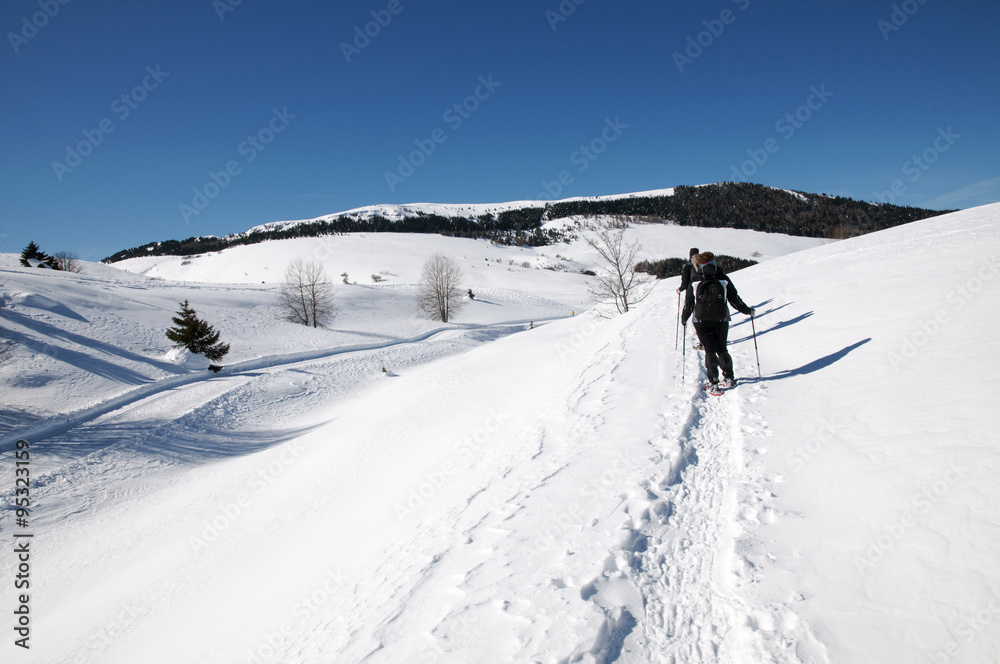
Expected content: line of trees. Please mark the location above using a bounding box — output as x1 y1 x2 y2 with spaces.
635 255 758 280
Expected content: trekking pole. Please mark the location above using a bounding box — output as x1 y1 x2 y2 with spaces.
681 321 687 383
750 313 761 378
674 291 681 350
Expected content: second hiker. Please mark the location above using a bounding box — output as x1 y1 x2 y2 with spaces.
691 252 755 388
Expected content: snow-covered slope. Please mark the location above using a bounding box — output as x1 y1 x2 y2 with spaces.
1 205 998 663
114 224 824 285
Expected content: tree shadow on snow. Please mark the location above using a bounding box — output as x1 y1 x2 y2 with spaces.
0 408 44 439
0 325 155 385
740 338 872 384
44 417 329 465
1 310 183 375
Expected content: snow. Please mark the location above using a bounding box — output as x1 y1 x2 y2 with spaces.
1 205 998 663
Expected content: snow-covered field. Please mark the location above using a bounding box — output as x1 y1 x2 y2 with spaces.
1 209 998 663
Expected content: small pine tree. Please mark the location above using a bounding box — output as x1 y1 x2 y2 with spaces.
165 300 230 362
20 241 58 269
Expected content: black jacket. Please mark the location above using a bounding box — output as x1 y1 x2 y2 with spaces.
679 262 699 324
691 264 753 323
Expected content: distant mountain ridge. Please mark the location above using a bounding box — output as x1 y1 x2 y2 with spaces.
103 182 953 263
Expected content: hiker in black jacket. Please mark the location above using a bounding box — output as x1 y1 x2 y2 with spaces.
676 247 700 327
691 252 755 388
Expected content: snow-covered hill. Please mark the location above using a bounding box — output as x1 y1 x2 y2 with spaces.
114 224 822 285
243 188 681 235
1 206 998 663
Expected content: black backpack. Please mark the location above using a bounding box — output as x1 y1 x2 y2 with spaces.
695 276 728 321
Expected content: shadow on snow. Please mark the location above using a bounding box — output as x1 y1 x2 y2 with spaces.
0 323 156 385
730 310 814 345
2 310 183 376
43 417 329 465
741 338 872 384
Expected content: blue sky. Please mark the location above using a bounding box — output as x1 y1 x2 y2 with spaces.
2 0 998 260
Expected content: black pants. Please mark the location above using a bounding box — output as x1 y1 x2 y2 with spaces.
693 321 733 382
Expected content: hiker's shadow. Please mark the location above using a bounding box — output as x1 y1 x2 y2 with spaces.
730 309 813 344
740 338 871 384
730 299 793 330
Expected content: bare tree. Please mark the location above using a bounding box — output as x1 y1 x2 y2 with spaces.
279 258 336 327
53 251 84 273
417 254 465 323
586 228 653 315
